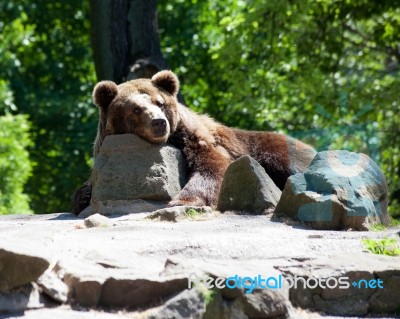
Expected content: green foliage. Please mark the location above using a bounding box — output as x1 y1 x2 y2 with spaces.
158 0 400 217
0 2 96 213
0 114 32 214
185 208 200 218
370 224 387 232
362 238 400 256
390 216 400 227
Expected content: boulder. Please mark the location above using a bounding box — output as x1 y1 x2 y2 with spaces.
0 242 50 293
80 134 187 216
274 150 389 230
217 155 282 214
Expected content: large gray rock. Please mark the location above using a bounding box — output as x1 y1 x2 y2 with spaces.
0 242 50 292
81 134 187 216
217 155 282 214
274 150 389 230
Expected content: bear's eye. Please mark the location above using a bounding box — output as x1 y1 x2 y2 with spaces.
156 101 164 108
133 107 142 115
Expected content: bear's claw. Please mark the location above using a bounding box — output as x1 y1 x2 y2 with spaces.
71 182 92 215
168 195 207 208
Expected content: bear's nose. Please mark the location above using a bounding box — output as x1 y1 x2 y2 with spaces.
152 119 167 135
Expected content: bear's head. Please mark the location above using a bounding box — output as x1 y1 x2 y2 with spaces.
93 70 180 144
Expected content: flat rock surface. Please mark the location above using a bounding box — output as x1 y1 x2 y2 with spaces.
0 213 399 318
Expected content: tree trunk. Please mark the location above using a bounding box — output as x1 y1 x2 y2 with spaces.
90 0 169 83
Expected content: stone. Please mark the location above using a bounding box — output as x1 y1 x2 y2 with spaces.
59 260 109 307
0 284 45 314
217 155 282 214
204 294 248 319
369 274 400 313
82 134 187 216
147 206 218 222
277 254 400 316
146 289 206 319
37 271 69 303
84 214 112 228
99 275 188 308
274 150 389 230
313 294 369 316
241 289 289 318
0 242 50 292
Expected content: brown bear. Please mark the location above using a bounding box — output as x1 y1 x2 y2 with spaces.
72 70 316 214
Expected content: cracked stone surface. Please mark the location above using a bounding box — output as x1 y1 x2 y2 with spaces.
0 213 399 318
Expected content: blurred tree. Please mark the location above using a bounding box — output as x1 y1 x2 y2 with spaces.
90 0 169 82
0 2 96 213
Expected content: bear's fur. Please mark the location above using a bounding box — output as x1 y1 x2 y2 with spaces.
72 70 316 214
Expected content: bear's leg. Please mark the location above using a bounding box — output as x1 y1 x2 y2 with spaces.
169 140 230 207
169 172 219 207
71 181 92 215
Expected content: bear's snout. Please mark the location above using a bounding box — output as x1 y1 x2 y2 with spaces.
152 119 167 136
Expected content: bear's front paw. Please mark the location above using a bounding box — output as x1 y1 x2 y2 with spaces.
168 196 207 207
72 182 92 215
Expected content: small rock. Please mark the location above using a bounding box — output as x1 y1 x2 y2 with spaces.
274 150 389 230
37 271 68 303
217 155 282 214
0 242 50 292
84 214 112 228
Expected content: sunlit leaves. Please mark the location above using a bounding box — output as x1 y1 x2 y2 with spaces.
0 114 32 214
0 1 96 213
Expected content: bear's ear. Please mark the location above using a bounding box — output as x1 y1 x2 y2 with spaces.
93 81 118 109
151 70 180 97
